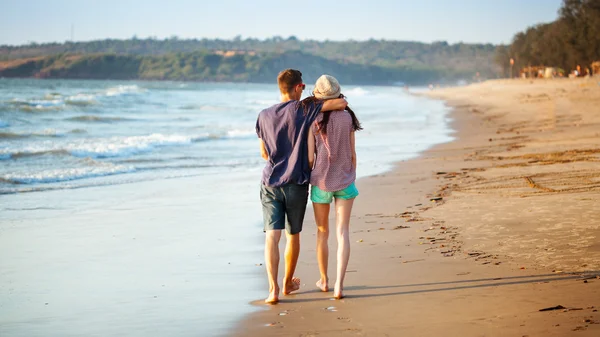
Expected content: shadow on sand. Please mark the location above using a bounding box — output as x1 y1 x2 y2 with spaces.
273 271 600 304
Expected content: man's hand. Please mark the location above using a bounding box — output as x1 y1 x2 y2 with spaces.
322 98 347 112
259 139 269 161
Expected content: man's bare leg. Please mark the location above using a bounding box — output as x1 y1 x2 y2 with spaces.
334 198 354 299
265 230 282 304
282 231 301 295
313 202 330 292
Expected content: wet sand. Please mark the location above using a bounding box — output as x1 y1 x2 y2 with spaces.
233 78 600 336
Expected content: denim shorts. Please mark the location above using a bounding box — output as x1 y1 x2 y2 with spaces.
260 184 309 235
310 182 359 204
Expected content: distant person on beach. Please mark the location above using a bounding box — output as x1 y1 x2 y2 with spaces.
306 75 362 299
256 69 347 304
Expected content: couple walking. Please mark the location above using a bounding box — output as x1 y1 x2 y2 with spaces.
256 69 362 304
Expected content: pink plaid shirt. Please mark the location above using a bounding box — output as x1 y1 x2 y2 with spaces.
310 111 355 191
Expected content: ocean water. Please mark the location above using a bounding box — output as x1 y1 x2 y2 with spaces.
0 79 452 336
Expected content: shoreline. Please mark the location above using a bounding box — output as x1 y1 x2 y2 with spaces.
232 78 600 336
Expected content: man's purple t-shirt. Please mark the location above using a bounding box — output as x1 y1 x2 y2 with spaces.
256 100 323 187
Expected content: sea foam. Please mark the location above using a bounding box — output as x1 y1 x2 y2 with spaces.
0 133 208 159
2 165 135 184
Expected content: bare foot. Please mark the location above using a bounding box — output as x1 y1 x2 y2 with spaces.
316 279 329 292
265 287 279 304
282 277 301 295
333 285 344 299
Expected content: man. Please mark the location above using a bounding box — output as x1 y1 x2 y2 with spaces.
256 69 347 304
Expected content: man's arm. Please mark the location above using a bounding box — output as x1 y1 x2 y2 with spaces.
259 139 269 161
322 98 347 112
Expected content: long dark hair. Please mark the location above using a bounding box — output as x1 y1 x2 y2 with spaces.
301 94 362 135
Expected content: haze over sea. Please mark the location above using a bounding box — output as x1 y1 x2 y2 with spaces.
0 78 452 336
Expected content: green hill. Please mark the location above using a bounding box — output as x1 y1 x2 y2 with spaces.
0 38 500 84
0 50 477 85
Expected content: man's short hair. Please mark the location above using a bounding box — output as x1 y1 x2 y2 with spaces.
277 69 303 95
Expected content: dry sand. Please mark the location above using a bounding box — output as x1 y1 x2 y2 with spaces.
233 78 600 336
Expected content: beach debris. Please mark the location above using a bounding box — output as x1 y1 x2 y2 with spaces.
565 307 584 311
264 322 283 328
392 225 410 230
436 172 448 175
524 176 556 192
279 311 288 316
325 306 337 312
539 305 585 312
430 197 443 202
539 305 566 312
255 263 263 266
357 239 363 243
402 259 425 264
398 211 416 218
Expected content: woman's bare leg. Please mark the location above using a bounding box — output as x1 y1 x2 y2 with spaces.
313 202 330 292
334 197 354 299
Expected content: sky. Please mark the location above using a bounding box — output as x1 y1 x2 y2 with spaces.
0 0 563 46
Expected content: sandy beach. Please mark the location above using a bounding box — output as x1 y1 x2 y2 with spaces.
234 78 600 336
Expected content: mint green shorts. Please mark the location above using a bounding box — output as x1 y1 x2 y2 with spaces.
310 182 359 204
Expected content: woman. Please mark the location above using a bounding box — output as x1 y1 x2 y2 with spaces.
307 75 362 299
